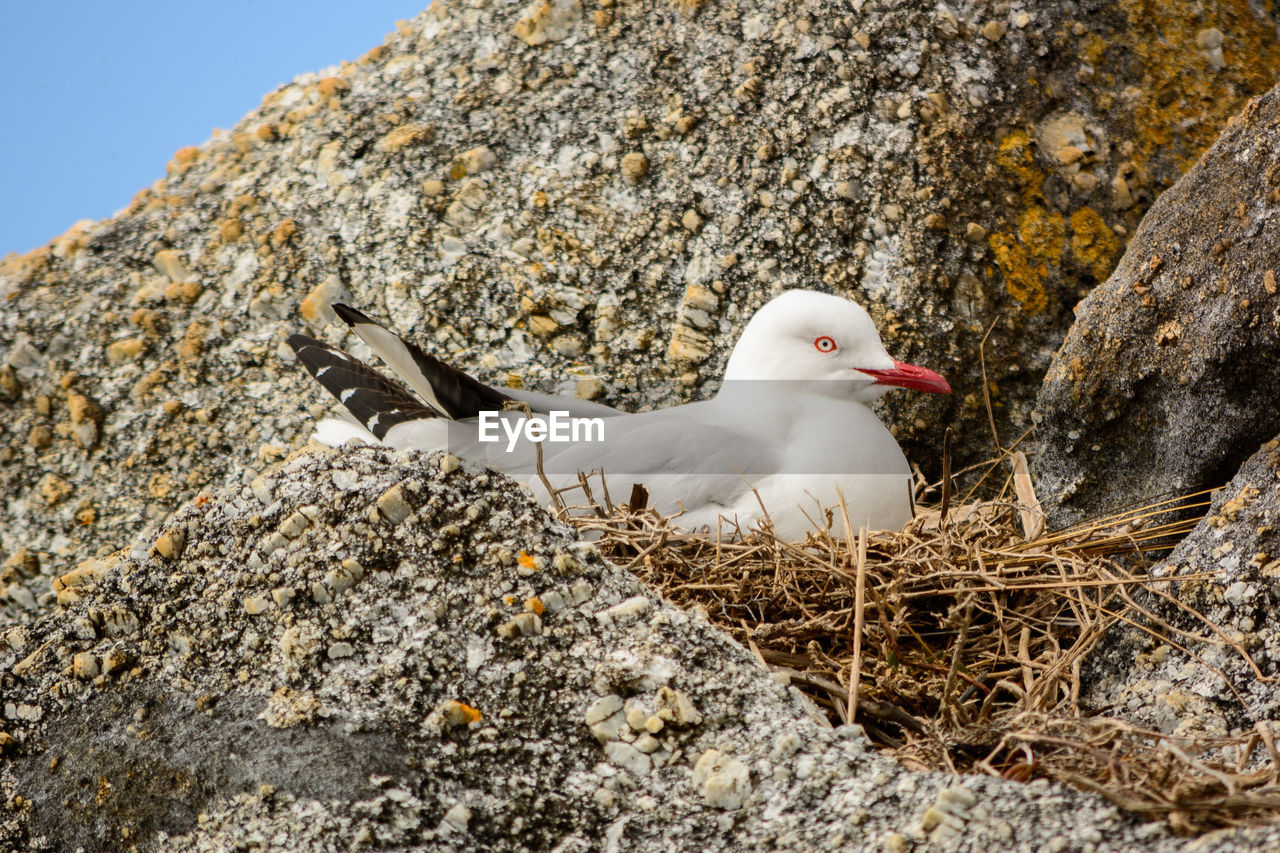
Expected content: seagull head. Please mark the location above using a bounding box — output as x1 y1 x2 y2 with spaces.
721 290 951 403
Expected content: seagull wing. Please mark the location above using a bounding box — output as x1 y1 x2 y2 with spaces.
498 400 784 509
286 334 440 439
332 304 515 419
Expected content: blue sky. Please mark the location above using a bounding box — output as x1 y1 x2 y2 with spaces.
0 1 424 258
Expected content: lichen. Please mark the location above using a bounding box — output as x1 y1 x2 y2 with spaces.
1121 0 1280 175
1070 207 1122 281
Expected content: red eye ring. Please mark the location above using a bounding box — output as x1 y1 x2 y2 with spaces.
814 335 838 353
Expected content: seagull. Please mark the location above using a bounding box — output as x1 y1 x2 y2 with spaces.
286 290 950 540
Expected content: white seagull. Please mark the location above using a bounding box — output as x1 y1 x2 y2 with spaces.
287 290 950 540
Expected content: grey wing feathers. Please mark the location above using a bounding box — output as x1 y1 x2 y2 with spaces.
286 334 440 439
331 304 515 419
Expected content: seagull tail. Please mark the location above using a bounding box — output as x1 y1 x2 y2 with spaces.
331 304 515 419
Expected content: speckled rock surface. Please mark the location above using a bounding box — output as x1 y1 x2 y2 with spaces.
3 446 1267 852
1083 437 1280 745
4 1 1280 632
1033 84 1280 527
7 5 1280 846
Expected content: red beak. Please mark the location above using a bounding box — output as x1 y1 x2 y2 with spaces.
860 359 952 394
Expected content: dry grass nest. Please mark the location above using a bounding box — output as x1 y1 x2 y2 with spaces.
547 451 1280 835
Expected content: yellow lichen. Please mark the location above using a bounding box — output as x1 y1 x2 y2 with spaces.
1018 206 1065 261
987 134 1060 315
1069 207 1122 281
989 233 1047 314
994 130 1036 176
1119 0 1280 174
989 203 1063 315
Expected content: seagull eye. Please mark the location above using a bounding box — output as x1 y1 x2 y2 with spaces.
813 336 838 353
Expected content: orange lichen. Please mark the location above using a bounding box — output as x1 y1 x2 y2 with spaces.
360 44 389 64
180 321 209 362
517 550 538 570
298 280 334 323
442 700 483 726
1069 207 1122 281
989 204 1063 315
39 474 73 506
219 219 244 242
269 219 298 247
315 76 349 99
0 245 51 285
148 472 177 500
50 220 93 258
75 502 96 526
227 194 258 218
164 281 202 304
167 146 200 175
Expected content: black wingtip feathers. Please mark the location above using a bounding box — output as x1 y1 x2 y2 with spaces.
332 303 373 327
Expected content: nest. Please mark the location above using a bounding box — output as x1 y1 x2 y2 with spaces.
548 452 1280 834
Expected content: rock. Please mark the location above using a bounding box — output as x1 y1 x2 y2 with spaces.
0 446 1219 851
1034 84 1280 527
7 7 1280 844
620 151 649 182
513 0 582 46
3 3 1280 626
1083 437 1280 741
691 748 751 809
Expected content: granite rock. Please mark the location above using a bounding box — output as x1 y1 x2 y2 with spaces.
4 1 1280 630
0 445 1248 852
1083 437 1280 745
1034 84 1280 527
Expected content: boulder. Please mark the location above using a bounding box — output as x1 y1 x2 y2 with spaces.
1084 437 1280 742
0 446 1190 851
5 1 1280 629
1034 85 1280 527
